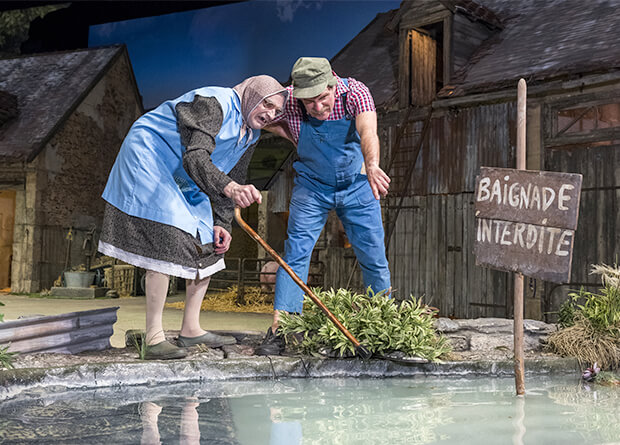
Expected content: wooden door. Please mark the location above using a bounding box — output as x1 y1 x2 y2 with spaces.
400 29 436 107
0 190 16 289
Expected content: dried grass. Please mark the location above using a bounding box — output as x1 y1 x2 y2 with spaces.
591 263 620 288
165 285 273 313
546 316 620 370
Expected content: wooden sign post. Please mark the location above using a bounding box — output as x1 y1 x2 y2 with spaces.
515 79 526 396
474 80 582 396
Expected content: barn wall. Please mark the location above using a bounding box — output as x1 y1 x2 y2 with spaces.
540 85 620 319
382 102 516 317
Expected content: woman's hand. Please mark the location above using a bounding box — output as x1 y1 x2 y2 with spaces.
223 181 262 208
213 226 232 254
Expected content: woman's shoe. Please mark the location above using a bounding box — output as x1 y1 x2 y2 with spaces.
144 340 188 360
177 331 237 348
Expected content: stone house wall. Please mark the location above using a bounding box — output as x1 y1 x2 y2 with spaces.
10 54 142 292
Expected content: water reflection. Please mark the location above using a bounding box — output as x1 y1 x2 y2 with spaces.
269 408 302 445
1 377 619 444
139 398 201 445
512 397 526 445
547 382 620 443
229 378 454 445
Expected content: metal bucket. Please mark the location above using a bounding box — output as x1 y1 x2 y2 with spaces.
64 271 95 288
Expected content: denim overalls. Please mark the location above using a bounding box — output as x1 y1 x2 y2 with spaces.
274 82 391 313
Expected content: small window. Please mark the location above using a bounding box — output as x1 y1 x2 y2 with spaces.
546 99 620 149
557 103 620 135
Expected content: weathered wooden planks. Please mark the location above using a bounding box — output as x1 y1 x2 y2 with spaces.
474 167 583 283
0 307 118 354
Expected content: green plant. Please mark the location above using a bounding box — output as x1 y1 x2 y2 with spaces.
0 300 4 322
567 265 620 336
279 287 450 360
127 330 150 360
0 5 68 54
0 344 17 369
547 263 620 369
595 371 620 386
557 297 576 328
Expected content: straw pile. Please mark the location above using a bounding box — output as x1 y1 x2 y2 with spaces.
165 285 273 313
547 263 620 369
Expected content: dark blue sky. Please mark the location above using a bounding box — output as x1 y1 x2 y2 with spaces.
89 0 400 109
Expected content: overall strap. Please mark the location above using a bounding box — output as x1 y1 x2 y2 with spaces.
341 78 352 120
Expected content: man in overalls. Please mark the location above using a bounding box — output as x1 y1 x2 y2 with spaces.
257 57 391 355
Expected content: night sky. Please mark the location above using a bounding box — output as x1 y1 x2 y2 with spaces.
88 0 400 109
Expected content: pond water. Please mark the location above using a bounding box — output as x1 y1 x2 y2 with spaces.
1 376 618 444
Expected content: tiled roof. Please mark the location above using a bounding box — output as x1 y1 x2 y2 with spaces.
0 45 125 161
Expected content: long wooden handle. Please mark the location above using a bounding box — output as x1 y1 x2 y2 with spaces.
234 207 362 348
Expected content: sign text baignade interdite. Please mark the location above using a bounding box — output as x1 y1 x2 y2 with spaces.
474 167 582 283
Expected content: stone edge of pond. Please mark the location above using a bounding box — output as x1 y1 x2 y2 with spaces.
0 356 580 401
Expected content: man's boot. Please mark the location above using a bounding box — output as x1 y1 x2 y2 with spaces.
255 327 286 356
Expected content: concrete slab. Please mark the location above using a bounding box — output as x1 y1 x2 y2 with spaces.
50 286 110 299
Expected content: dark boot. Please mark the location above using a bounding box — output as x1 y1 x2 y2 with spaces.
255 327 286 356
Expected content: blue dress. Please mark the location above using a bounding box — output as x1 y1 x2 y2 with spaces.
98 88 259 279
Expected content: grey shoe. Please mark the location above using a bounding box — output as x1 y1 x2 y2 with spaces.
177 331 237 348
144 340 188 360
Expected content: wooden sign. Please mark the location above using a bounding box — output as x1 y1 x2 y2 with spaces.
474 167 582 283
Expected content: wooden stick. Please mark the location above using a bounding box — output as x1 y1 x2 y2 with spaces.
514 78 527 396
234 208 371 358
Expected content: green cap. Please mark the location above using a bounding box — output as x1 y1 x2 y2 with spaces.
291 57 337 99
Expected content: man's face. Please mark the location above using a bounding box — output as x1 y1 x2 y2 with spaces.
300 86 336 120
248 94 285 130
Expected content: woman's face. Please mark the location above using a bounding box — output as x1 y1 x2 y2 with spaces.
247 94 285 130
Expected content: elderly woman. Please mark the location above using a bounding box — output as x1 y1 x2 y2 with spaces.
99 75 286 359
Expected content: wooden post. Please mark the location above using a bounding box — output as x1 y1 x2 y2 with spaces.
514 79 527 396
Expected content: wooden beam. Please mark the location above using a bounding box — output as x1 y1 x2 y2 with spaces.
443 15 452 85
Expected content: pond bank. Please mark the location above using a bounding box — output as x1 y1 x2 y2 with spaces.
0 325 579 402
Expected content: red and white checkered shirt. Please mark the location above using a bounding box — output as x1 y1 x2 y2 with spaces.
275 73 376 144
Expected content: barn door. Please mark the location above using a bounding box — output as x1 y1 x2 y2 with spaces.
400 29 437 107
0 190 16 289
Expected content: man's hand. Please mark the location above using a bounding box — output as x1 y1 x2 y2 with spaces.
355 111 390 199
366 164 391 199
213 226 232 254
223 181 262 208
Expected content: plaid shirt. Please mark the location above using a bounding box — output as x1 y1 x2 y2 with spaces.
276 73 376 144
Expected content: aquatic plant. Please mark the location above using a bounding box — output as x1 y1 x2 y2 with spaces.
547 263 620 369
582 362 600 382
0 344 17 370
278 287 450 360
594 371 620 386
127 330 150 360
